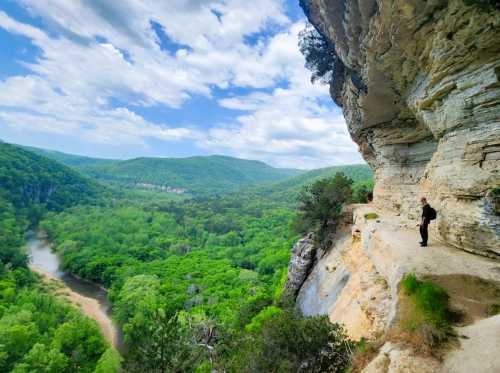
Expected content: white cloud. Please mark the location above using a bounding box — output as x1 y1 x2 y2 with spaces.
200 23 363 168
0 2 362 168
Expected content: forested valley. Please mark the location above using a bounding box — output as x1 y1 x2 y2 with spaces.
1 142 373 372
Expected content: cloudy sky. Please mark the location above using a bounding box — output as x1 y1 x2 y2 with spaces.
0 0 362 169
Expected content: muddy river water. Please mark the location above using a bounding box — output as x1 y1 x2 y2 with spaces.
27 232 125 352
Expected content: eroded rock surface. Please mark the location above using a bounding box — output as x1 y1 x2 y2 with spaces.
302 0 500 257
297 217 392 340
362 342 441 373
296 205 500 372
283 233 316 297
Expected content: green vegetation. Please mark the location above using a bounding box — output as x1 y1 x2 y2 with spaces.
0 237 113 372
0 144 374 371
293 172 353 246
0 196 29 269
93 348 122 373
252 164 372 207
0 143 104 220
38 172 362 370
23 145 117 168
364 213 378 220
229 310 353 372
28 145 301 196
298 23 338 85
400 274 453 347
83 155 300 196
38 194 298 370
353 180 374 204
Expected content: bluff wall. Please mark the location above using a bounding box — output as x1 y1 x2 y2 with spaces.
302 0 500 257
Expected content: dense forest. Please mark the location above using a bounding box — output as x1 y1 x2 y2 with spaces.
0 205 117 372
1 142 373 372
0 143 105 220
26 147 301 196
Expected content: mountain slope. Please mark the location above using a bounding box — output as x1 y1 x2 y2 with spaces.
0 143 104 212
24 145 117 168
267 164 372 191
249 164 373 205
24 146 302 196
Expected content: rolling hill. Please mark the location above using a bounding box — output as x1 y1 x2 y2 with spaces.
23 145 117 168
24 147 302 196
0 143 104 212
19 145 372 201
246 164 373 205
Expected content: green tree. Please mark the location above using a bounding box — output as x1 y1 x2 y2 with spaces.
352 181 373 203
298 23 339 84
230 311 352 372
93 348 122 373
294 172 353 246
0 311 39 371
52 318 107 372
124 309 190 373
11 343 69 373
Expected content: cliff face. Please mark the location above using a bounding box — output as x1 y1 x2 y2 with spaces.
302 0 500 257
283 234 316 297
294 205 500 372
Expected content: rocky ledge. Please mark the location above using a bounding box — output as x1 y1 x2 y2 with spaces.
294 205 500 372
301 0 500 257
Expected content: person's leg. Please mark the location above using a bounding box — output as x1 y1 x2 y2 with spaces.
419 224 425 244
421 223 428 246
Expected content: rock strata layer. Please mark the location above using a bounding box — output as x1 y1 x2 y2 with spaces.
302 0 500 257
296 205 500 372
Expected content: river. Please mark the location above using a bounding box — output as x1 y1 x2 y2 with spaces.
27 232 125 352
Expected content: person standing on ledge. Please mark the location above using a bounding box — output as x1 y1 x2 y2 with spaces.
419 197 436 247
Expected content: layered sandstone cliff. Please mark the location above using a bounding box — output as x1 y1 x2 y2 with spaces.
301 0 500 257
290 205 500 372
284 2 500 371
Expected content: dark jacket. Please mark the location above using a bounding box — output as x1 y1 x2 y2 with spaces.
422 204 432 224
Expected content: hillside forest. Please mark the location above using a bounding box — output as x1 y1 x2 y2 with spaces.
0 142 373 372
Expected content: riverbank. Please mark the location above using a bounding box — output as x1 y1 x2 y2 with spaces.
29 264 119 347
27 232 124 352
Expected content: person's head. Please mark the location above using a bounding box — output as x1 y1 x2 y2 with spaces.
421 197 427 205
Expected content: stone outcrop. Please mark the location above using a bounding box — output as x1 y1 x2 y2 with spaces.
283 233 316 297
302 0 500 257
295 205 500 372
362 342 441 373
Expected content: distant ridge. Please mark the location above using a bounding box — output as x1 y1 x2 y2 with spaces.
245 163 373 205
24 145 302 196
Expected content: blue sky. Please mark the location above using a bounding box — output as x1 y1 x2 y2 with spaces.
0 0 362 168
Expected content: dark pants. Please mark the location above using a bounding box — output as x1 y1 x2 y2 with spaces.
420 220 429 245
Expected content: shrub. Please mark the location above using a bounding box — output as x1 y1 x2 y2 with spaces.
245 306 283 333
363 213 378 220
230 310 353 372
350 338 383 373
294 173 353 246
353 181 374 203
399 274 453 348
401 273 419 293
